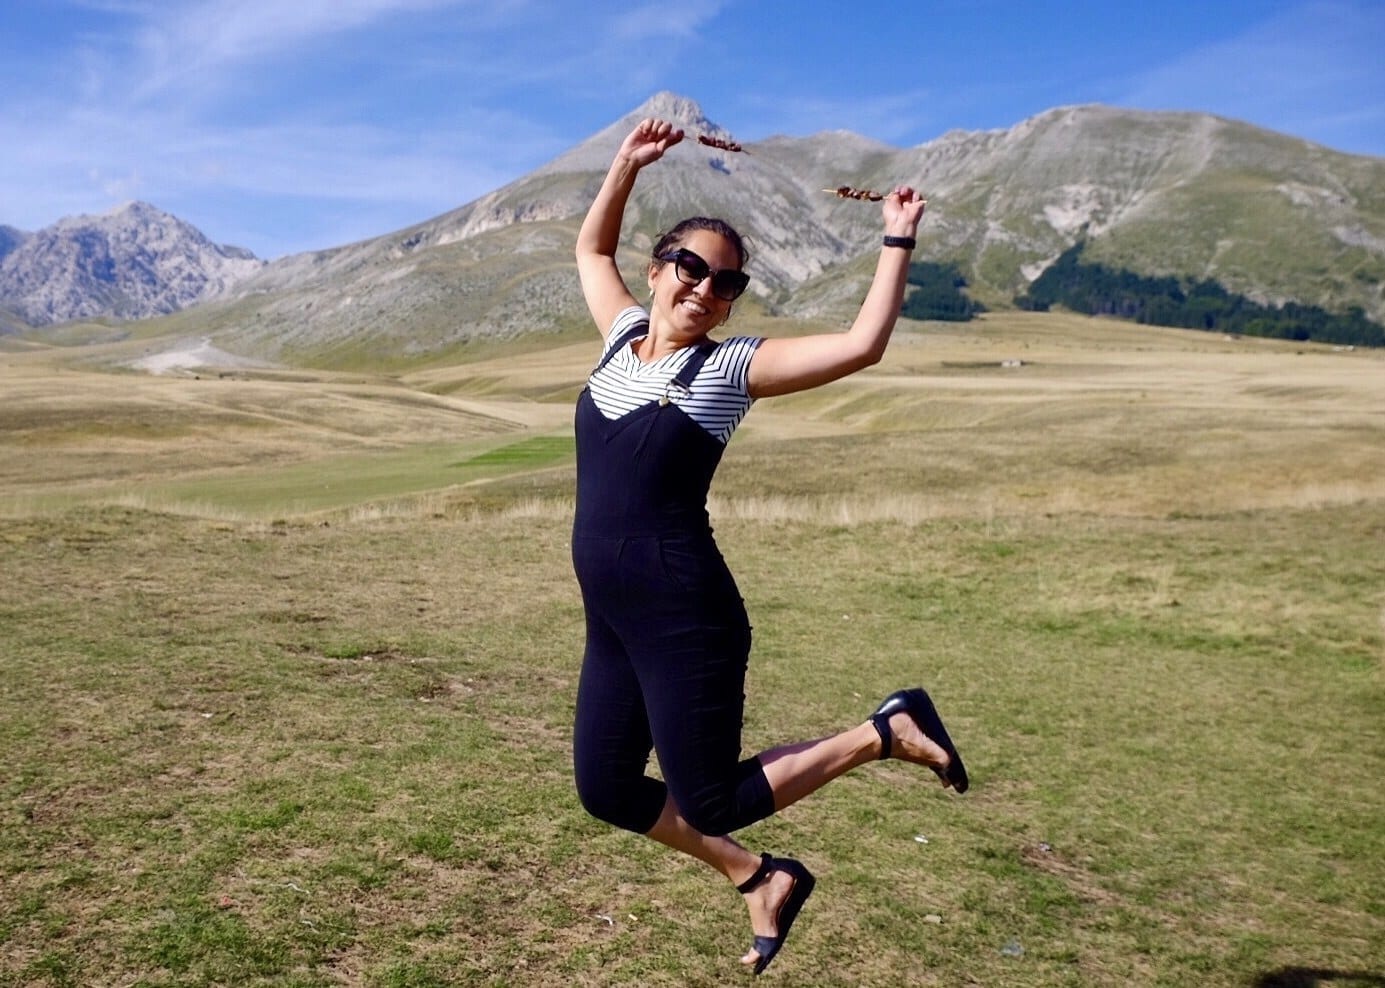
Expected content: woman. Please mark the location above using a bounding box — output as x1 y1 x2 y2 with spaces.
571 117 968 976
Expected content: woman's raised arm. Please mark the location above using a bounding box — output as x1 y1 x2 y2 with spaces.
747 187 927 398
575 118 684 334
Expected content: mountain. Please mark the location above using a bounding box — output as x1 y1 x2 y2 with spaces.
403 91 1385 314
0 225 27 261
0 202 263 328
11 93 1385 364
212 93 1385 366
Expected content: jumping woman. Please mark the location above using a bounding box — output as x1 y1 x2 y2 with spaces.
571 116 968 976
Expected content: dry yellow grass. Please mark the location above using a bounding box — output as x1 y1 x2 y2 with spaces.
4 311 1381 524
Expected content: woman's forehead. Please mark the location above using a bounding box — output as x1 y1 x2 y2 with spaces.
678 228 740 265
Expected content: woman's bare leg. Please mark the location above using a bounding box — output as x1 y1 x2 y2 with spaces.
764 712 952 798
644 794 790 969
643 713 950 968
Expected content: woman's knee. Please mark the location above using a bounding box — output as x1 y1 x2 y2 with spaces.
681 806 735 837
674 789 743 837
669 762 775 837
575 768 664 834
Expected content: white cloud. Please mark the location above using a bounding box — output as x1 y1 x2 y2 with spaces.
6 0 1380 259
0 1 579 250
123 0 473 105
608 0 730 43
1119 0 1385 154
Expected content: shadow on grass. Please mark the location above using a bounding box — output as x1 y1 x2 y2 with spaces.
1255 969 1385 987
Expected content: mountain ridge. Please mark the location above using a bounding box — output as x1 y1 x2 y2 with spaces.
5 93 1382 364
0 201 263 327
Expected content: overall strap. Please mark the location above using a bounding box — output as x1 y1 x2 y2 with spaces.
673 341 717 388
592 321 648 375
664 340 717 402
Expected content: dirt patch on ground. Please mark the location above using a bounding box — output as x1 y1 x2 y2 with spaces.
128 338 277 375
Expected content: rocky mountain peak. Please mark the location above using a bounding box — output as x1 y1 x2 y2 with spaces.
634 91 712 129
534 92 720 178
0 201 263 326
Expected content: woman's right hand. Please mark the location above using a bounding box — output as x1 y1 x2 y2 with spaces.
617 118 685 169
579 119 683 333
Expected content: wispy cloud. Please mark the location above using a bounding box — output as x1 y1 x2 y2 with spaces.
111 0 477 110
1119 0 1385 154
2 0 1380 258
1 1 585 253
608 0 730 43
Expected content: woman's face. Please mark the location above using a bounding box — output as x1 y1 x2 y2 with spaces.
648 229 740 335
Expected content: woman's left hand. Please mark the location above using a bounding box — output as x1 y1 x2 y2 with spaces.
883 186 928 234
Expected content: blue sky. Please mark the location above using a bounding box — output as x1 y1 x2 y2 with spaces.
2 0 1382 259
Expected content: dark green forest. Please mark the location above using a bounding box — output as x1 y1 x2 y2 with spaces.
1015 242 1383 347
902 261 984 321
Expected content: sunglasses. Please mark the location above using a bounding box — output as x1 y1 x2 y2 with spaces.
657 248 750 302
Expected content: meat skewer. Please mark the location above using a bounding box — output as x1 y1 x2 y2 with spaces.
698 134 747 153
823 185 887 202
822 186 929 206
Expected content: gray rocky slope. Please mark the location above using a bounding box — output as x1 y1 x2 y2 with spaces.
0 201 263 327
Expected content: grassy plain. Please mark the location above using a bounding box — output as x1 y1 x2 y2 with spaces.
2 312 1383 987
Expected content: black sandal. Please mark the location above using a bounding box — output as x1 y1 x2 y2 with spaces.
736 852 816 975
871 687 969 793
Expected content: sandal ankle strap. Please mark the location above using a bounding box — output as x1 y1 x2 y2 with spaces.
870 712 893 760
736 852 775 894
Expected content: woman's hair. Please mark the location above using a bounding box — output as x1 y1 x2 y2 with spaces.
650 217 750 270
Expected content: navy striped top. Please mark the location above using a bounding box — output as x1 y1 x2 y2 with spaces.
587 306 762 445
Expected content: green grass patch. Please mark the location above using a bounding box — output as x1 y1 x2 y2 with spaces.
451 434 575 469
58 434 578 519
2 503 1381 986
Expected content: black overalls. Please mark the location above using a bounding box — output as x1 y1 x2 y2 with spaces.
571 324 775 838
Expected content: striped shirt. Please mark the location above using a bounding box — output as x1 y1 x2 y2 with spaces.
587 306 762 445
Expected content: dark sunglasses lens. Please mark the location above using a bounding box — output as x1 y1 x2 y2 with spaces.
711 271 750 301
674 252 710 284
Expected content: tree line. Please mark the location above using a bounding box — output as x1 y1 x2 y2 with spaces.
1015 242 1383 347
901 262 985 322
